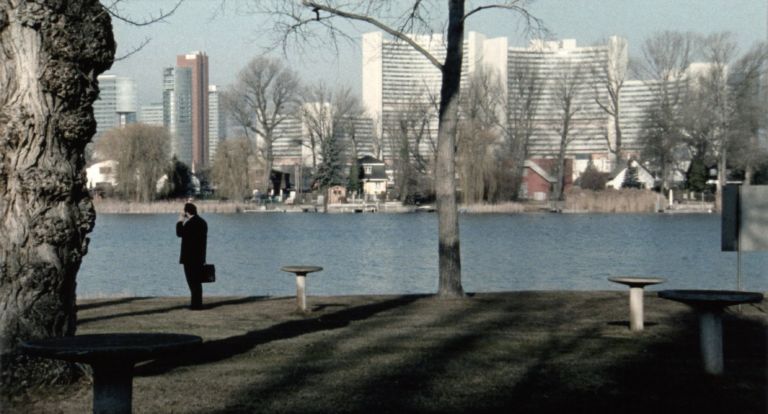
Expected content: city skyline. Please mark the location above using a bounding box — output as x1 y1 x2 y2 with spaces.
108 0 766 106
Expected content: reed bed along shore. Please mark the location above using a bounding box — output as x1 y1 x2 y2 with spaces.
564 189 659 213
93 189 666 215
92 199 253 214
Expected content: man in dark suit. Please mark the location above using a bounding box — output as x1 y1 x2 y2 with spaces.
176 202 207 310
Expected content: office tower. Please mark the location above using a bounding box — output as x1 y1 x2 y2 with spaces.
163 51 209 172
362 32 647 174
94 74 137 138
362 31 505 161
208 85 226 165
139 103 164 126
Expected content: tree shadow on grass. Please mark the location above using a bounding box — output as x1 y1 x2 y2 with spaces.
134 295 426 378
77 296 271 325
204 294 765 414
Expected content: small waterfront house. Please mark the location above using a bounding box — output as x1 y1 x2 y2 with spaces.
520 158 573 201
86 160 118 190
606 159 655 190
328 185 347 204
358 156 388 200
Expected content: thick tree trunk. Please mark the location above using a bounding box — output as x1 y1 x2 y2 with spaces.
435 1 464 298
0 1 114 394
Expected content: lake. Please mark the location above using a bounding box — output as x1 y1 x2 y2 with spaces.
77 212 767 298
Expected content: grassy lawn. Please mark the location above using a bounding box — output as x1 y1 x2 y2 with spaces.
6 292 766 413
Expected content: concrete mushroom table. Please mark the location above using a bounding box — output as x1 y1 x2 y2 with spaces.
281 265 323 312
20 333 202 414
658 289 763 375
608 277 665 331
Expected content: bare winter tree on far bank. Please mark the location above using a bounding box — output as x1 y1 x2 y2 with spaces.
95 124 170 202
212 138 257 201
256 0 542 298
550 58 583 201
223 56 301 193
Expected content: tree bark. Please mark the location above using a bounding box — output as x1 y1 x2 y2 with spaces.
435 1 464 298
0 0 114 394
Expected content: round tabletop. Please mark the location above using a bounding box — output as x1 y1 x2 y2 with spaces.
281 265 323 274
20 333 202 365
608 277 666 287
658 290 764 309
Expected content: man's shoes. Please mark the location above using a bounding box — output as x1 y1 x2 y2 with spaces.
190 305 204 310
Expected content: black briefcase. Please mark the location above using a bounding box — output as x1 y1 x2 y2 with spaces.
202 264 216 283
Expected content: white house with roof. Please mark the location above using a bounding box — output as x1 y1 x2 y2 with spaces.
606 159 655 190
86 160 118 190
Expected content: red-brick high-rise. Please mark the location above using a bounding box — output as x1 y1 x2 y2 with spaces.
176 51 209 172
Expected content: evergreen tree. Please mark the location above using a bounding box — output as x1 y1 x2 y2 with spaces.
347 162 362 195
686 156 708 193
314 134 346 211
165 156 192 198
622 164 642 189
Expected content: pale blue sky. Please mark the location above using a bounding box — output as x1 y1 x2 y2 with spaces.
107 0 767 106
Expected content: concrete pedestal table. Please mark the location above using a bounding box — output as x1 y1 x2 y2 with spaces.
608 277 665 331
658 290 763 375
281 265 323 312
20 333 202 414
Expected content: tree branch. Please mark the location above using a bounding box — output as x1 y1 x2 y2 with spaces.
302 1 444 70
106 0 185 27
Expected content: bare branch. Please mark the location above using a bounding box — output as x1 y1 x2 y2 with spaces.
113 37 150 62
302 1 444 70
106 0 185 27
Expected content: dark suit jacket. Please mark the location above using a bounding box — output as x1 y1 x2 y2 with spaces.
177 214 207 265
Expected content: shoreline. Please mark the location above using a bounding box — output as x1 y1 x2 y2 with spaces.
92 198 715 215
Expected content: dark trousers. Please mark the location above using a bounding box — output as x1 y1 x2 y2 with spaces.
183 263 203 308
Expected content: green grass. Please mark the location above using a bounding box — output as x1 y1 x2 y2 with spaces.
6 292 766 413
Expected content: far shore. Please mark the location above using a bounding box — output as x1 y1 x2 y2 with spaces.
92 193 714 215
7 291 765 413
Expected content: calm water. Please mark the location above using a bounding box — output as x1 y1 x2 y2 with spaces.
77 212 768 298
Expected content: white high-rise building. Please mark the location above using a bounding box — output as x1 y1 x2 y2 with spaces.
362 32 654 175
139 103 164 126
208 85 226 164
94 74 138 138
362 31 508 161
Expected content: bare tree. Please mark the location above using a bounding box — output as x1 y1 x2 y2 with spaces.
95 124 171 202
0 0 115 393
223 56 301 193
550 59 583 201
457 65 504 203
500 51 543 200
257 0 542 298
636 31 695 194
301 83 364 210
593 36 628 167
383 92 436 203
727 42 768 184
212 138 256 201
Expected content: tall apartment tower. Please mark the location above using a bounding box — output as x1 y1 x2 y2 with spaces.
207 85 227 165
361 31 506 160
163 51 209 172
94 74 138 138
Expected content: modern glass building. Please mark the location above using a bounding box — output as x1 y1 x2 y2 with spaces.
94 74 138 138
138 103 164 126
163 51 210 172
